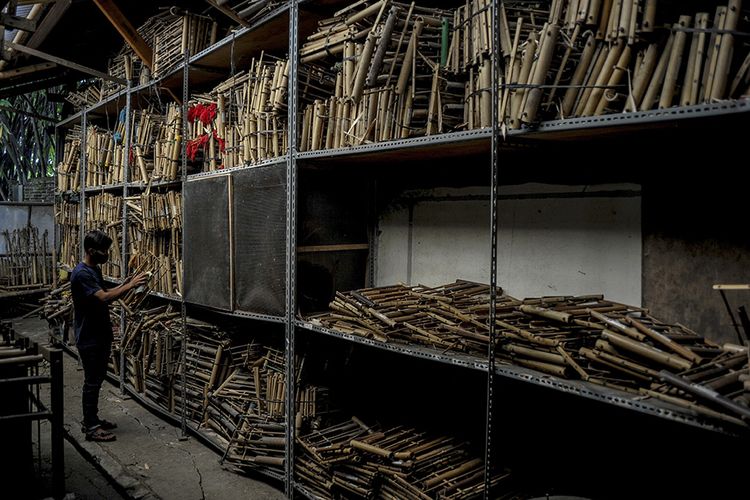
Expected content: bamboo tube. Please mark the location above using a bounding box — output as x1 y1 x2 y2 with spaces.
574 43 610 116
710 0 741 100
659 16 691 109
594 45 631 115
509 31 537 128
701 7 727 102
626 43 658 111
601 330 693 371
681 13 709 106
561 32 596 117
640 32 675 111
597 0 614 39
582 40 624 116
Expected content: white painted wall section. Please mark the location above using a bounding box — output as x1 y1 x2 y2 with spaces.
375 184 642 306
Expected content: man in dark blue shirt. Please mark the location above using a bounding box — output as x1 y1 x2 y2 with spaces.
71 230 145 441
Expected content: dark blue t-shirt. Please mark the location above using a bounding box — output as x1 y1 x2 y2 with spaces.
71 262 113 348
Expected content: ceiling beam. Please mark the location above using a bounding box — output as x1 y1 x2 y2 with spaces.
7 42 127 84
0 61 55 79
92 0 153 69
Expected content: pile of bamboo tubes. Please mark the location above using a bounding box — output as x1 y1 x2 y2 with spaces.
500 0 750 128
41 282 72 336
85 126 126 188
309 280 750 427
187 56 289 172
122 304 182 407
153 13 218 79
85 193 123 278
126 191 182 296
55 201 80 269
57 130 81 192
297 417 513 499
299 1 474 151
0 227 52 289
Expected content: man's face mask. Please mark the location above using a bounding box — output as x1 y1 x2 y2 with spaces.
90 248 109 265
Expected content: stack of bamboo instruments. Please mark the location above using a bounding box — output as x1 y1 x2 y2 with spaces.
500 0 750 128
56 130 81 192
153 13 218 78
122 304 182 408
309 280 750 427
217 348 294 472
55 201 80 269
173 326 233 423
126 191 182 296
85 125 126 188
65 85 102 111
85 193 123 278
151 104 183 182
0 227 52 289
187 55 289 172
297 417 512 499
299 0 472 151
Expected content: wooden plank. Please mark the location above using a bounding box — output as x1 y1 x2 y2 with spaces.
92 0 154 69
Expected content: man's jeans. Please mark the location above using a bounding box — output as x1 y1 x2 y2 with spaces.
78 345 111 430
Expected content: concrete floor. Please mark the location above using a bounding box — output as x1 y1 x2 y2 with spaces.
12 317 286 500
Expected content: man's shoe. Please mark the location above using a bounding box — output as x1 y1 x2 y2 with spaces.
85 427 116 442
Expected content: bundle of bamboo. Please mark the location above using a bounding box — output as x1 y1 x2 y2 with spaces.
298 1 470 150
0 227 52 289
56 129 81 192
500 0 750 127
309 280 750 427
85 193 123 278
85 126 126 188
187 56 290 172
126 191 183 296
153 13 218 78
55 201 80 269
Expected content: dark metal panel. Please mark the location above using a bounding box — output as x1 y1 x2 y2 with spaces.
183 176 231 310
232 165 287 316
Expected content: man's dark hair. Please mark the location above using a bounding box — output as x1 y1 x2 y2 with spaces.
84 230 113 252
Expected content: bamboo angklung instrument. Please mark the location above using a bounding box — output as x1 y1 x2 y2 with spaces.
0 227 53 290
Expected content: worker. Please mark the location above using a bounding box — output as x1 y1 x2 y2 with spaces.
71 229 147 441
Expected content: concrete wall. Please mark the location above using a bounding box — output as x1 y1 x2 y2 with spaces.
376 184 642 305
642 180 750 345
0 203 54 254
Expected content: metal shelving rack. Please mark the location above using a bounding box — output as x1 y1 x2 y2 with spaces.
52 1 750 497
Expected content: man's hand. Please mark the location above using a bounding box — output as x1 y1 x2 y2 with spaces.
127 272 148 290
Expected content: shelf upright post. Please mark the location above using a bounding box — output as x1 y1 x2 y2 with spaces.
80 111 88 263
53 124 61 290
285 1 299 495
180 49 190 439
484 1 501 497
120 82 132 395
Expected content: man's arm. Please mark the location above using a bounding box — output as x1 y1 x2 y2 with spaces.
93 273 147 303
